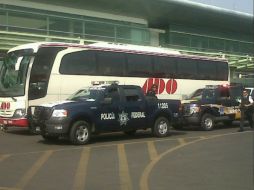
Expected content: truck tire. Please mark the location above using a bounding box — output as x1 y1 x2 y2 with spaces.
153 117 170 137
201 113 215 131
69 120 91 145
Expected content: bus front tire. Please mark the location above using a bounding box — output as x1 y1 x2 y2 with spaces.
69 120 91 145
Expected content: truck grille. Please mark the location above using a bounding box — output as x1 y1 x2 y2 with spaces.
183 104 191 115
32 106 53 120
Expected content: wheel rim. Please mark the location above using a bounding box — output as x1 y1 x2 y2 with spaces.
158 120 168 134
76 125 89 142
204 118 213 129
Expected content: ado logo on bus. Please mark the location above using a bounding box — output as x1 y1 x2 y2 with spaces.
142 78 177 95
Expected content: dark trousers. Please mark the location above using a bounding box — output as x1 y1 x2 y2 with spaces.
240 107 254 130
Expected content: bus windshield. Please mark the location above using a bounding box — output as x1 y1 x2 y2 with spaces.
0 49 33 97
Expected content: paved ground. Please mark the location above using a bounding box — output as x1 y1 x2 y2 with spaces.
0 125 253 190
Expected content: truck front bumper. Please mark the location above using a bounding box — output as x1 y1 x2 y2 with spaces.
38 118 70 136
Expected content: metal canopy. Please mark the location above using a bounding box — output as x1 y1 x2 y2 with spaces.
21 0 253 34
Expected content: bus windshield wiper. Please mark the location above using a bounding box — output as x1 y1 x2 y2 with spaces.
11 97 17 102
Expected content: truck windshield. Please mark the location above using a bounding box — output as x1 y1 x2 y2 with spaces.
67 87 105 101
0 49 33 97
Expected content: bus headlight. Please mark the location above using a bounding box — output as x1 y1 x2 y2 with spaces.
52 109 68 118
189 104 200 114
13 109 26 118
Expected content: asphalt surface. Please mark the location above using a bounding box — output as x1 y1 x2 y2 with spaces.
0 125 253 190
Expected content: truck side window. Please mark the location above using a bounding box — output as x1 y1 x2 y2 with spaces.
105 87 120 102
123 88 141 102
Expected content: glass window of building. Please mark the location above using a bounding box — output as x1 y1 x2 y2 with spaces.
49 16 70 36
0 10 6 30
225 40 239 53
116 26 131 43
191 36 209 50
170 33 190 47
8 11 47 34
85 21 115 41
209 38 224 51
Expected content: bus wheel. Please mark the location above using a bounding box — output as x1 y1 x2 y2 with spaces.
153 117 170 137
201 114 215 131
70 120 91 145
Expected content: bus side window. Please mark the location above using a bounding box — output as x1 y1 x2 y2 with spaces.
97 51 124 76
59 50 96 75
177 58 197 79
126 54 152 77
154 56 177 78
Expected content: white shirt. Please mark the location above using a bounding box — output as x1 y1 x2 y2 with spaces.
249 96 254 104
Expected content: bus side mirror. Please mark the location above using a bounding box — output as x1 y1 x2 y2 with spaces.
101 97 112 105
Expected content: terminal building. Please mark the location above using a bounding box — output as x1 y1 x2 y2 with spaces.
0 0 253 86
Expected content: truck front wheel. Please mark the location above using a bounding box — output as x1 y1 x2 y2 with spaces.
201 113 215 131
70 121 91 145
153 117 170 137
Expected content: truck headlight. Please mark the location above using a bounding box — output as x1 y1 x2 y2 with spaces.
52 109 68 118
13 109 26 118
189 105 200 114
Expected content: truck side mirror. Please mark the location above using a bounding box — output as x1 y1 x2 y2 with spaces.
101 97 112 105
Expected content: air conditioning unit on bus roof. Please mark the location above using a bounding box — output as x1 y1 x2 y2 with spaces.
88 42 181 55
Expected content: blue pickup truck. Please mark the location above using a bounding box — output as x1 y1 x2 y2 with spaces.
31 84 181 145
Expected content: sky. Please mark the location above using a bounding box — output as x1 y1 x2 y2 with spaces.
190 0 253 14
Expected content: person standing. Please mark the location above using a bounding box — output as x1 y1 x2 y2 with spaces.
146 84 158 98
238 89 254 132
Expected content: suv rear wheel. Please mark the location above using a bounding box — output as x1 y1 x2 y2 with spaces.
201 113 215 131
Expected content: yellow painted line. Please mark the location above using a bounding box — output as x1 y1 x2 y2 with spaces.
72 147 91 190
147 141 158 161
0 154 10 162
199 136 208 140
15 150 53 189
118 144 133 190
177 138 187 145
2 131 251 158
139 132 246 190
0 187 20 190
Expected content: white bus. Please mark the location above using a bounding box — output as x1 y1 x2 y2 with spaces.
0 42 229 132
